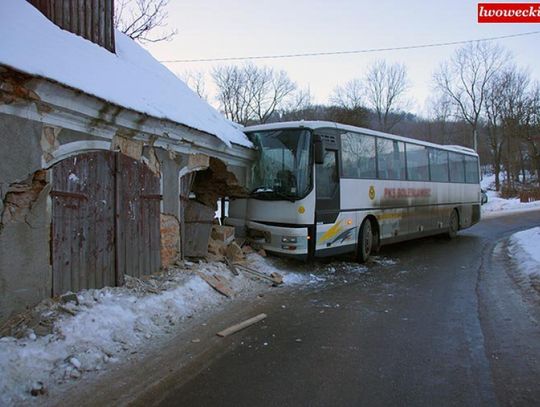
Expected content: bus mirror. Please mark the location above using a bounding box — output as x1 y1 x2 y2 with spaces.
314 136 324 164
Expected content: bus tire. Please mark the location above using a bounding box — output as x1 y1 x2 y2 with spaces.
371 218 381 254
447 209 459 239
356 219 373 263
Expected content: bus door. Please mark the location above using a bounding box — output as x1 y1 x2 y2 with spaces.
313 133 341 256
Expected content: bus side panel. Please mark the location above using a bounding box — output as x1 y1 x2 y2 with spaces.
314 212 358 257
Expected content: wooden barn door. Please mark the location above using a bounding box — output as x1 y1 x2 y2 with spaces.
51 152 161 295
116 154 161 282
51 152 116 295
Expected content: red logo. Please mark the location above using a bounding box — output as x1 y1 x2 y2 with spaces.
478 3 540 23
384 188 431 199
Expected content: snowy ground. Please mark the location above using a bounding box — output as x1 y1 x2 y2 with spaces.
0 252 385 405
481 174 540 217
508 227 540 290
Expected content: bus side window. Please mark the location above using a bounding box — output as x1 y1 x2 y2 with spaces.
342 132 376 178
449 152 465 183
465 156 479 183
378 138 405 180
429 148 449 182
406 144 429 181
316 150 338 198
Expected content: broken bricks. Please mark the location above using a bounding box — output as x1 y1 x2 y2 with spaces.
225 242 244 262
208 237 227 257
232 263 283 286
211 224 235 244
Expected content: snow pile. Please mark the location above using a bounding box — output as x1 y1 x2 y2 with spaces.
245 254 313 285
0 249 394 404
0 0 251 148
481 174 540 217
246 253 376 282
508 227 540 283
0 257 303 405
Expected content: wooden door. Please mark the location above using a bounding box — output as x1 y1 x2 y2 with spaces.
116 154 161 281
51 151 161 295
51 152 116 295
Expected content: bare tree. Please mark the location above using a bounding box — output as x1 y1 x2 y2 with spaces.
181 70 208 101
500 67 530 190
331 79 364 110
280 87 314 120
484 71 508 190
523 84 540 185
426 93 456 144
212 64 253 125
433 41 509 151
212 64 297 125
483 65 537 191
364 60 410 132
115 0 177 43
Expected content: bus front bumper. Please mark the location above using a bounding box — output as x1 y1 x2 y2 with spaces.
246 220 310 259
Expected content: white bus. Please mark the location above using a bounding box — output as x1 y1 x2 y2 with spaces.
227 121 481 262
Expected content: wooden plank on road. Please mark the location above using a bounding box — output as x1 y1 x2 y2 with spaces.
217 313 267 337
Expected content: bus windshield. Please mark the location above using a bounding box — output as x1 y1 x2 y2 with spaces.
247 129 312 200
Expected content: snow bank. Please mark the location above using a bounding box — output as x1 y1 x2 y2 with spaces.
0 271 219 405
481 174 540 217
508 227 540 280
0 0 251 148
0 247 397 404
0 256 318 405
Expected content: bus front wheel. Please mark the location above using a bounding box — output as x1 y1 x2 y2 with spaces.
356 219 373 263
447 209 459 239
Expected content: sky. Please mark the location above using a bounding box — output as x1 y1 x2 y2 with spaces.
144 0 540 116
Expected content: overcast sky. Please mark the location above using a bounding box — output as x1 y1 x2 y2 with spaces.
144 0 540 116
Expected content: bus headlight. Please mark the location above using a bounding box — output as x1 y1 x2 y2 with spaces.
281 236 297 243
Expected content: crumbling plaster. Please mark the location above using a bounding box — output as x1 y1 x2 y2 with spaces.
0 113 51 322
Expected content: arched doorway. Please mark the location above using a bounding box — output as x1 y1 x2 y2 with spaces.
50 151 161 295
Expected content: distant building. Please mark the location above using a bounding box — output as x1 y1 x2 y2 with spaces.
0 0 254 323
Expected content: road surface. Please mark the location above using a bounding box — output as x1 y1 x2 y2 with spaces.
148 212 540 407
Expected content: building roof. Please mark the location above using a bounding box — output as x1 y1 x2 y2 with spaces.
0 0 251 148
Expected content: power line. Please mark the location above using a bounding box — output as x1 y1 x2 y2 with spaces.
160 31 540 63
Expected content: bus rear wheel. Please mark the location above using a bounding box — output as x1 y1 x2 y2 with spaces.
356 219 373 263
447 209 459 239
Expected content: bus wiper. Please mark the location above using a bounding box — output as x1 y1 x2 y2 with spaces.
251 187 274 194
251 188 296 202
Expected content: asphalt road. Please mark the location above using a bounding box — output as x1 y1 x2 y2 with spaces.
154 212 540 407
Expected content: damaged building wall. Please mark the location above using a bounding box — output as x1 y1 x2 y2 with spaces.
0 92 253 322
155 148 182 267
0 113 50 322
181 157 250 259
191 157 248 209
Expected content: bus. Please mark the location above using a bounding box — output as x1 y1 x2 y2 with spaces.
226 121 481 262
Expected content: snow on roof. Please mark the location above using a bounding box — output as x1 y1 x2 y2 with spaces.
0 0 251 148
244 120 478 156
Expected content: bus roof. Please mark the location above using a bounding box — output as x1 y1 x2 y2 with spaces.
244 121 479 157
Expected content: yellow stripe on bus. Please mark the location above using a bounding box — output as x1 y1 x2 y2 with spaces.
376 213 403 220
319 220 344 243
